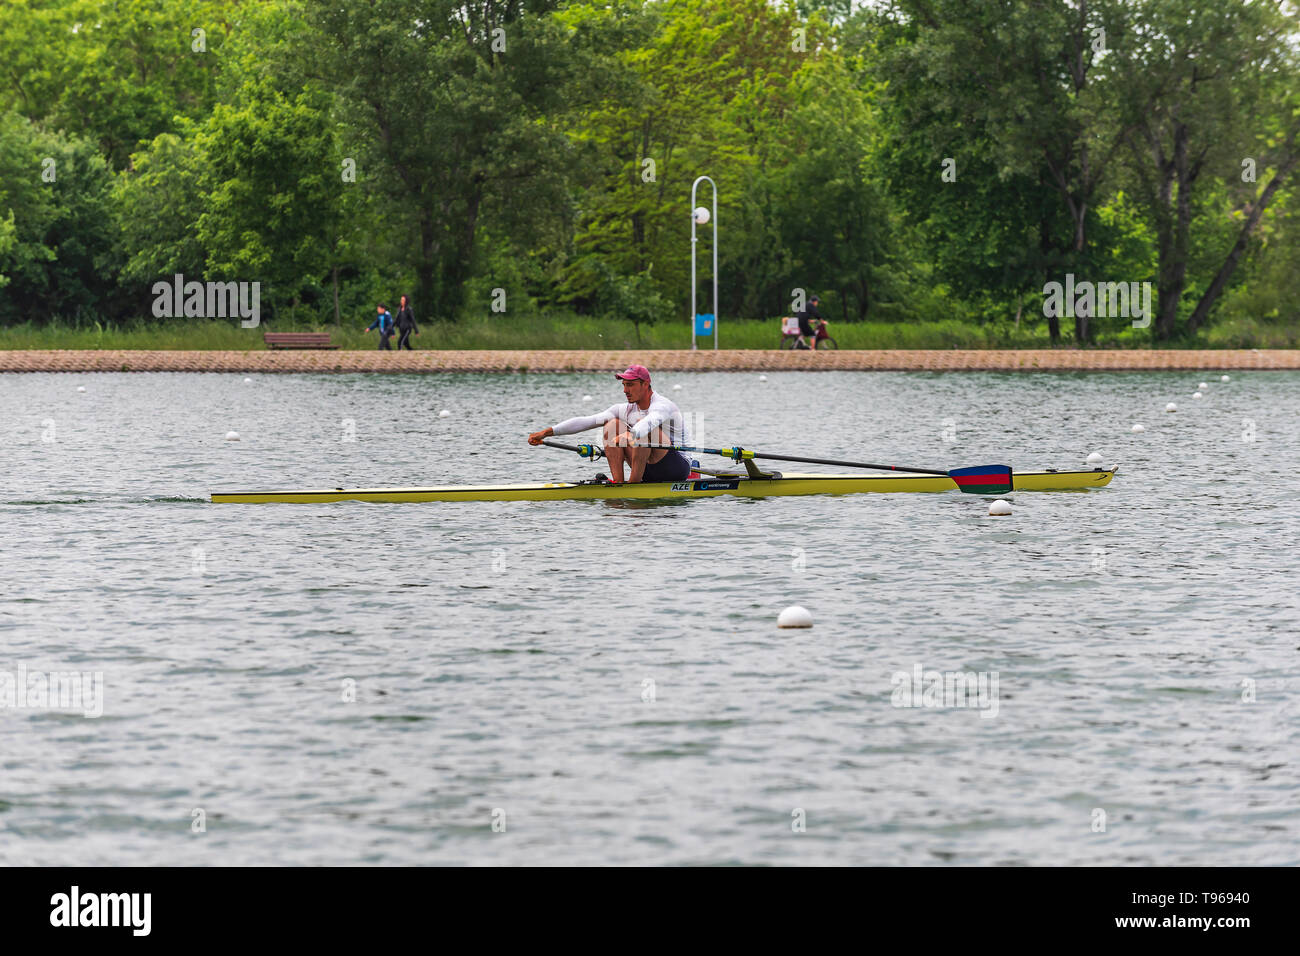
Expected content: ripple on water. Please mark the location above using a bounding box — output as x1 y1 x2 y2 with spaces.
0 370 1297 864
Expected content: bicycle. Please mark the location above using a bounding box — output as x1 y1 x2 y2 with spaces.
778 317 837 350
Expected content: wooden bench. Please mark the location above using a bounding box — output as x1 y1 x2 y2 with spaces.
263 332 337 350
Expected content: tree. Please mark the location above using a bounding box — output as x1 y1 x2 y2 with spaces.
876 0 1140 342
303 0 616 319
0 0 225 169
113 131 208 286
560 0 819 319
772 56 893 320
1106 0 1300 338
0 111 121 323
193 77 340 317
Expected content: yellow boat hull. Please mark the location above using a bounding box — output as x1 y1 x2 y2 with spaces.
211 468 1116 503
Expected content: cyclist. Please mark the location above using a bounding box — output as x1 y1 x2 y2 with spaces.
794 296 824 350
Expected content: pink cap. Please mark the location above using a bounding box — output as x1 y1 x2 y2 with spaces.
615 364 651 383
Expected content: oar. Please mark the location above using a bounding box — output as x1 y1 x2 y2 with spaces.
542 438 607 459
542 439 1013 494
669 445 1013 495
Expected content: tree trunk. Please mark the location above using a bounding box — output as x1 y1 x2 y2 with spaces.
1040 214 1060 343
332 264 340 325
1154 125 1193 339
418 207 438 323
444 184 483 319
1186 151 1299 334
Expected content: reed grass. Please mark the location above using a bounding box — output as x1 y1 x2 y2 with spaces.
0 313 1290 350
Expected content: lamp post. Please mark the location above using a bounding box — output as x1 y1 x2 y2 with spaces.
690 176 718 350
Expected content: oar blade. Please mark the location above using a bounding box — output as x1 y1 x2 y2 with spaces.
948 465 1013 495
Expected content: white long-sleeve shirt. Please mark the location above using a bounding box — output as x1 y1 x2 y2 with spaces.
552 391 690 446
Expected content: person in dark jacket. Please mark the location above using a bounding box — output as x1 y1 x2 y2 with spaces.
365 304 395 350
794 295 823 350
394 295 418 350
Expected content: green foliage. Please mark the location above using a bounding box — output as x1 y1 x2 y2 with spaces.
0 0 224 169
0 209 15 288
0 0 1296 343
194 79 338 310
0 110 122 323
594 263 672 340
113 131 207 283
770 54 895 320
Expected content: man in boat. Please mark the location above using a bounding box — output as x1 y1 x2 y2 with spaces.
527 365 692 484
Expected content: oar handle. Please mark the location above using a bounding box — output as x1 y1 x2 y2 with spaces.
542 438 606 459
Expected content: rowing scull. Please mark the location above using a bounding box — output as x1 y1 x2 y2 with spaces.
211 466 1116 504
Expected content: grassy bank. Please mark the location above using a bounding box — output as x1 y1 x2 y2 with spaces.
1 314 1295 350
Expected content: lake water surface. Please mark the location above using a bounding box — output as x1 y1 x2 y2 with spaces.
1 369 1296 865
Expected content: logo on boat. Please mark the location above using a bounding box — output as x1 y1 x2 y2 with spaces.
670 480 740 493
670 478 743 494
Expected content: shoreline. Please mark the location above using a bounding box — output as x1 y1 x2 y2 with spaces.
0 348 1295 373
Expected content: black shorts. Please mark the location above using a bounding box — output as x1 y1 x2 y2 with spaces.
642 450 692 482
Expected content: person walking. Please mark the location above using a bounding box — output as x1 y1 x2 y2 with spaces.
394 295 418 350
365 304 395 350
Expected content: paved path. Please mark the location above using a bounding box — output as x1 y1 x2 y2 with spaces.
1 349 1295 372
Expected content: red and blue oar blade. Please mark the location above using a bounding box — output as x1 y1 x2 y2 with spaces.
948 465 1013 495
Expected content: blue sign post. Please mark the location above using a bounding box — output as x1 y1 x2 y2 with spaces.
691 176 718 350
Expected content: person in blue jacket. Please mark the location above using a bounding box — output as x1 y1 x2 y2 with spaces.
365 304 395 350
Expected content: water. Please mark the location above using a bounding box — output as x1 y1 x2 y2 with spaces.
1 370 1296 865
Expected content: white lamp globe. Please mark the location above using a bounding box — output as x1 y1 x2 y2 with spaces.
693 206 710 225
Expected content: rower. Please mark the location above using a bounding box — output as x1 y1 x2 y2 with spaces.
527 365 692 484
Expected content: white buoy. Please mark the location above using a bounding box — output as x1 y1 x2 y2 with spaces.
777 606 813 629
1165 402 1177 412
1086 451 1104 466
673 384 682 391
1193 391 1203 399
1131 424 1145 433
582 394 593 402
225 431 240 441
759 374 767 382
988 499 1012 516
1199 382 1208 390
439 409 452 419
76 386 85 393
243 377 252 384
1221 375 1230 383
